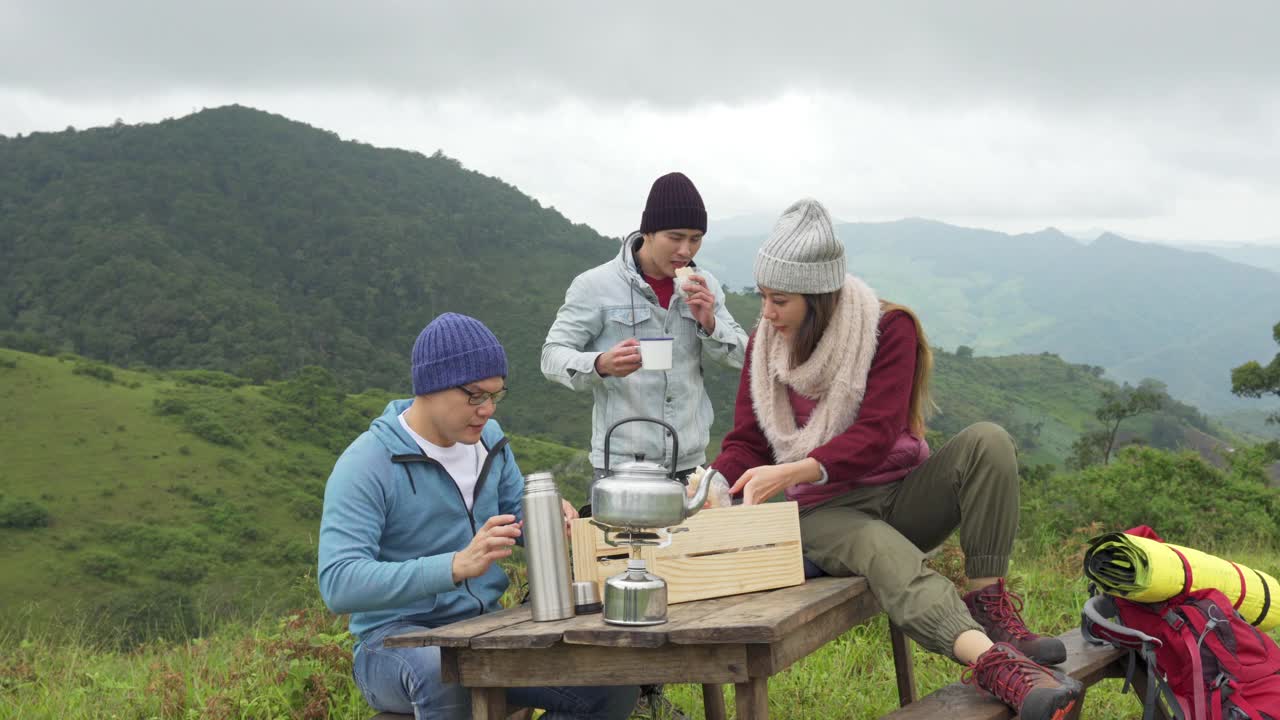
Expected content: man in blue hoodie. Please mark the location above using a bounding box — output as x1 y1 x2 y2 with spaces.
319 313 637 720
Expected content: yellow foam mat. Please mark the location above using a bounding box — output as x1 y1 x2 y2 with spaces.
1084 532 1279 632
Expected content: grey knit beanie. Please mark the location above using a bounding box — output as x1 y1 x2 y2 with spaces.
753 198 846 294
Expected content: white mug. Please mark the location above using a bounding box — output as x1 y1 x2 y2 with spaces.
637 337 674 371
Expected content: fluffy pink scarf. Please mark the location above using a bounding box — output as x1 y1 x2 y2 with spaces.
749 275 882 462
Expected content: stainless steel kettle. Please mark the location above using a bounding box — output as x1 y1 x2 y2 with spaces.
590 417 713 529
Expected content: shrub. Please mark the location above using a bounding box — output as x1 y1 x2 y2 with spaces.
169 369 249 389
94 586 200 647
0 356 16 369
72 361 115 382
152 551 210 584
80 550 128 582
153 397 189 416
264 366 369 453
1024 446 1280 549
276 539 316 565
290 495 322 521
181 410 245 448
0 499 51 529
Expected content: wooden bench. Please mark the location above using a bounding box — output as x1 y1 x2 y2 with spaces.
880 630 1133 719
378 575 916 720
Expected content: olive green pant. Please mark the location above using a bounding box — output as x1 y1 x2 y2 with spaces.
799 422 1019 660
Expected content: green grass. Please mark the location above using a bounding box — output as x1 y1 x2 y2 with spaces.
4 541 1276 719
0 344 1247 643
0 348 591 643
3 346 1274 718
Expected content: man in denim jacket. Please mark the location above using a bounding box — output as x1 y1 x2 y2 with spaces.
541 172 747 479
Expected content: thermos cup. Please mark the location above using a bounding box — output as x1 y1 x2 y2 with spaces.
522 472 575 621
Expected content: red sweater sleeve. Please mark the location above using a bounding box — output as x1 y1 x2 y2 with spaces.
710 333 773 484
807 311 917 482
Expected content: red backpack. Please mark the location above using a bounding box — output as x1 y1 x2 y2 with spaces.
1083 587 1280 719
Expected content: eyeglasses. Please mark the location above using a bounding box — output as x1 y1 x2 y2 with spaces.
455 385 508 406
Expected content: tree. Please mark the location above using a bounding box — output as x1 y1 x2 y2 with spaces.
1231 321 1280 425
1068 430 1110 470
240 355 282 385
1096 381 1166 464
1070 381 1167 468
956 345 974 359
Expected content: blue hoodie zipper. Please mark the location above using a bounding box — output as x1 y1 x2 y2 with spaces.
391 436 511 617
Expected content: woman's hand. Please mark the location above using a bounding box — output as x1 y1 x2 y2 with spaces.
728 459 823 505
561 498 579 537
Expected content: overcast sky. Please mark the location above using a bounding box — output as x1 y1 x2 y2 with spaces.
3 1 1278 244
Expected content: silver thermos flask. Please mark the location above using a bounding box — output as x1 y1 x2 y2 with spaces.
523 472 575 621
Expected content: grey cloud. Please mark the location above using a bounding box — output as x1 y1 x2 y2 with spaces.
4 1 1278 108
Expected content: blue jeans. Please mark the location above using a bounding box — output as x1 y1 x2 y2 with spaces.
353 621 639 720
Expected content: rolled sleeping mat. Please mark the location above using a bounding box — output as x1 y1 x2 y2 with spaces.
1084 531 1279 632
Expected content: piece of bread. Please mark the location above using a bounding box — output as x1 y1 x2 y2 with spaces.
675 267 694 280
685 465 706 497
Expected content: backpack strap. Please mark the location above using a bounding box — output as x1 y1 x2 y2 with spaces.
1222 681 1264 720
1082 596 1174 720
1228 562 1247 611
1175 620 1207 720
1082 595 1164 649
1140 648 1159 720
1252 568 1272 627
1167 545 1195 595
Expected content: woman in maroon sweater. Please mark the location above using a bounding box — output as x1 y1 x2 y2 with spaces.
709 199 1081 720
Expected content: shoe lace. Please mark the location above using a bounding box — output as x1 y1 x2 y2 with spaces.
961 643 1045 707
979 579 1033 640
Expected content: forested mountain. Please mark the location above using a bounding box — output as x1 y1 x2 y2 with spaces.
0 105 618 444
0 106 1249 461
698 220 1280 414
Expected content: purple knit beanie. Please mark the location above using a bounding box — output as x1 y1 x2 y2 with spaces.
411 313 508 396
639 172 707 234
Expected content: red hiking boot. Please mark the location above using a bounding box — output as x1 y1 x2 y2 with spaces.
962 643 1083 720
964 578 1067 665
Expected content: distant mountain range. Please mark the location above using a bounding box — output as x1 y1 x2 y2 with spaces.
2 105 1274 427
699 218 1280 414
1181 243 1280 275
1061 227 1280 274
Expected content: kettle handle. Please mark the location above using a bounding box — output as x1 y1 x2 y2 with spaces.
602 417 679 479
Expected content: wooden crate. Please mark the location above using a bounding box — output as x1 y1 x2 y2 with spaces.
569 502 805 604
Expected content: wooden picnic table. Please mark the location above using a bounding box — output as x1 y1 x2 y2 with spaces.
384 575 917 720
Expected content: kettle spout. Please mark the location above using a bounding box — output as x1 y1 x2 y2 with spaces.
684 467 715 517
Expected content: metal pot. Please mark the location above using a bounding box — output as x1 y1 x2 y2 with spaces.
590 417 712 529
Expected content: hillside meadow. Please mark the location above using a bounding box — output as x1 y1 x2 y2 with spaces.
3 346 1277 718
3 538 1277 719
0 341 1251 643
0 348 591 644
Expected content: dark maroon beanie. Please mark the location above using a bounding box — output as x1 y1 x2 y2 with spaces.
639 172 707 234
